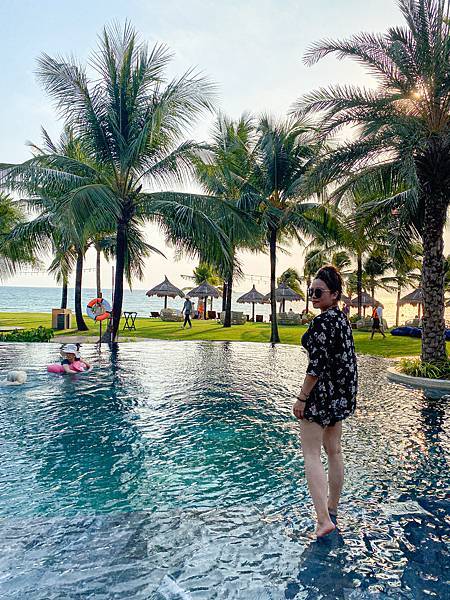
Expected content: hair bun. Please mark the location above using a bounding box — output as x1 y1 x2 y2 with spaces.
314 265 343 301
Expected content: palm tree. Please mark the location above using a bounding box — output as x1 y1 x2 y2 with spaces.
278 268 304 296
331 185 382 316
1 23 234 340
0 192 37 279
303 248 325 313
240 115 337 343
331 251 352 273
5 127 121 329
48 244 76 310
192 262 223 287
299 0 450 362
364 250 391 301
391 263 422 327
193 113 261 327
6 194 94 330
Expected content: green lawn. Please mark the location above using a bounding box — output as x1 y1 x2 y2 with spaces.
0 311 435 358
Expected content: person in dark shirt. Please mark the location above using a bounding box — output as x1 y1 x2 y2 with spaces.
293 265 357 538
182 298 193 329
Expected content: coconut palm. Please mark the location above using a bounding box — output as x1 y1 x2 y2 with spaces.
331 251 352 273
48 244 76 310
303 248 325 313
299 0 450 362
29 127 119 316
388 256 422 326
364 250 391 301
1 23 235 340
239 115 338 343
193 113 262 326
192 262 223 287
0 192 38 279
331 185 382 316
278 268 304 297
7 192 103 330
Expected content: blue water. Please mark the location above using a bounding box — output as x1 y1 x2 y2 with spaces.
0 286 274 318
0 341 448 599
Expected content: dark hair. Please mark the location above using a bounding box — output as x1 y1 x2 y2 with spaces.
314 265 342 302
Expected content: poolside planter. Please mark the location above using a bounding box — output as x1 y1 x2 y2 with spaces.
387 366 450 392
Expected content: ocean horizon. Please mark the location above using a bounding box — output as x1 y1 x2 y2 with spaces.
0 285 273 319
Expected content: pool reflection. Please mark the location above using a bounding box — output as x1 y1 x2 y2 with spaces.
0 341 448 599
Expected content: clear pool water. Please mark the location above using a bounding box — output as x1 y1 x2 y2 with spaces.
0 341 448 599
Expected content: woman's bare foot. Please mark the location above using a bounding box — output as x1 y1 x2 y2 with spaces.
316 519 336 538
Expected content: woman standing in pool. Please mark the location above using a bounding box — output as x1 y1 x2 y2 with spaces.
293 265 357 537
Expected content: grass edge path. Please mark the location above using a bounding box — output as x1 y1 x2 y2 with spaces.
0 311 436 358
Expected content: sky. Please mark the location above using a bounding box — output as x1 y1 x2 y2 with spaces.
0 0 410 291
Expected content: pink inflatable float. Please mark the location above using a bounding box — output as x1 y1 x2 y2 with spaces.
47 361 87 374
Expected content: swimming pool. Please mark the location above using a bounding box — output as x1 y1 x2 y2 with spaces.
0 341 448 599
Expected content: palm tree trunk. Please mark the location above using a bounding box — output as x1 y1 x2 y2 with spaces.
223 271 233 328
74 249 88 331
222 282 227 312
111 220 127 341
357 253 363 318
269 227 280 344
61 278 68 309
421 196 447 363
305 276 311 313
96 245 101 297
396 285 401 327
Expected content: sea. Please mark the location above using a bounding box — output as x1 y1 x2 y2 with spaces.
0 285 430 326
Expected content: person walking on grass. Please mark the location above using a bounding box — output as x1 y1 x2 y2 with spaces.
182 297 193 329
370 301 386 340
293 265 358 538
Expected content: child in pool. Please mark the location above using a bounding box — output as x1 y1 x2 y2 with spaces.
60 344 91 373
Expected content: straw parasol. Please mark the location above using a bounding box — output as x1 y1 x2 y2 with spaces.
399 288 424 317
187 280 221 319
263 282 303 312
350 291 377 307
146 276 185 309
237 284 265 322
349 291 379 317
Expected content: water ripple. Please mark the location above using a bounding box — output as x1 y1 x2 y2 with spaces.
0 341 448 599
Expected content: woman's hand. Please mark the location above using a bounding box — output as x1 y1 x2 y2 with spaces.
293 399 306 420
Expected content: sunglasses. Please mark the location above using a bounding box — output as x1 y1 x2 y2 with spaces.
308 287 330 299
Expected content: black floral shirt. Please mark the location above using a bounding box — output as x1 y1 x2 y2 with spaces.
301 307 357 427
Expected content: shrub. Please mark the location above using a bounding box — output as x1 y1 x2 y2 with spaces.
399 358 450 380
349 315 360 323
0 326 54 342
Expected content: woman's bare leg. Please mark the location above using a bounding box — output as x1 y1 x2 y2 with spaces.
323 422 344 514
300 420 335 537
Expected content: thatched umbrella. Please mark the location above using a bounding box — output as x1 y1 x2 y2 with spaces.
263 282 303 312
187 280 221 319
237 284 265 322
350 291 377 306
146 276 184 309
399 288 423 318
350 291 378 317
